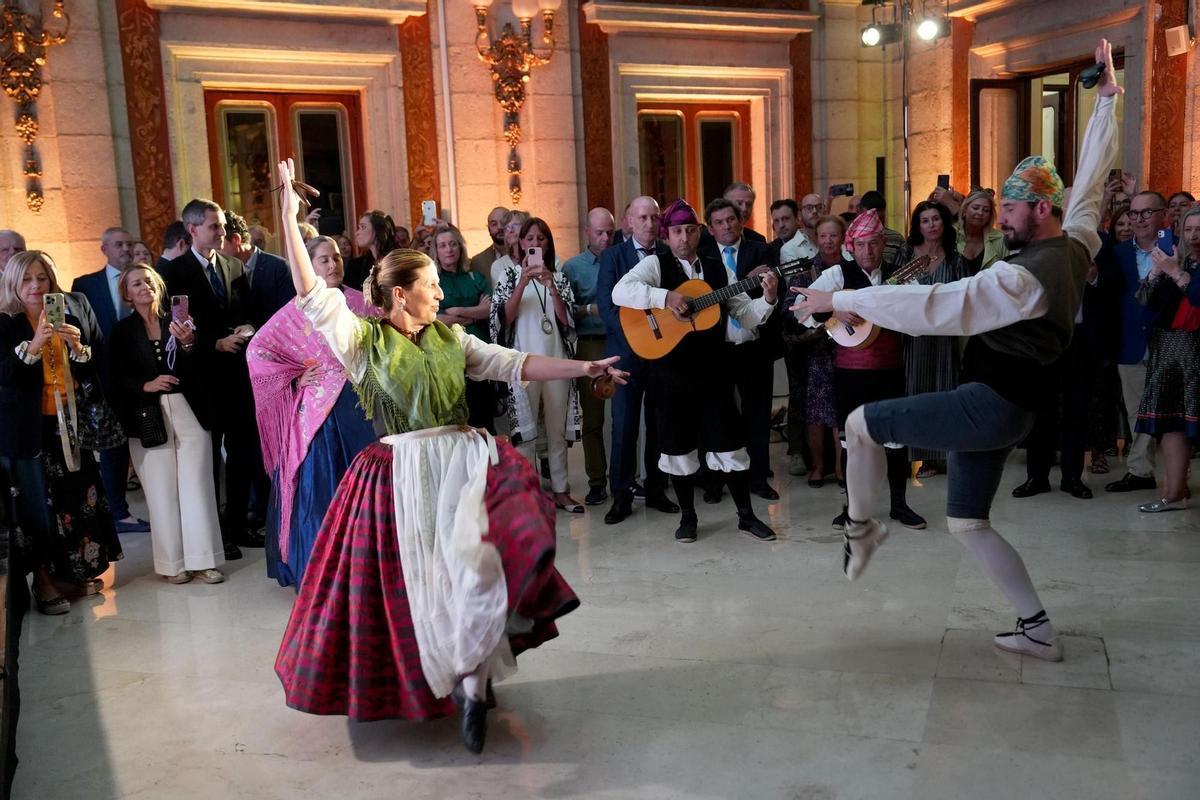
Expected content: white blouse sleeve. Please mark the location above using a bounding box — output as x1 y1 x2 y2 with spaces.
457 327 528 384
295 283 367 382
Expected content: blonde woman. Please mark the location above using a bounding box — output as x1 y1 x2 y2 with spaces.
0 251 122 614
110 265 224 584
955 188 1009 273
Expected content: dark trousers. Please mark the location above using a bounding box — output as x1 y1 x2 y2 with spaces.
210 405 269 542
575 336 608 489
1026 334 1094 484
784 341 808 458
730 341 775 483
0 468 30 798
97 444 130 521
608 361 666 496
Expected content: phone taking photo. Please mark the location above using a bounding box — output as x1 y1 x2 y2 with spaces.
43 292 66 329
830 183 855 198
170 295 189 324
526 246 544 269
937 174 951 190
421 199 437 228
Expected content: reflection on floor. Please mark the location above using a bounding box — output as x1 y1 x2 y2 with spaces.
14 446 1200 799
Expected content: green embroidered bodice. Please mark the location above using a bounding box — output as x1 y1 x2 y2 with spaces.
354 319 469 435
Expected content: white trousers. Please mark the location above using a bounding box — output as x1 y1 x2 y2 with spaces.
517 378 571 493
129 394 224 576
1118 362 1155 477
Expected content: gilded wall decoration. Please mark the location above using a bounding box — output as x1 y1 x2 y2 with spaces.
1147 0 1187 196
399 9 441 228
115 0 176 254
789 32 812 199
578 4 614 212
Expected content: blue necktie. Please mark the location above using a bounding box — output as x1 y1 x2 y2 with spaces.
723 246 741 329
205 260 227 305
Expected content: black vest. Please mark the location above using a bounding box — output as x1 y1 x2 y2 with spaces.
658 251 729 362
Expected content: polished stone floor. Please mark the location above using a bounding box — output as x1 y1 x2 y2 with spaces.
13 445 1200 799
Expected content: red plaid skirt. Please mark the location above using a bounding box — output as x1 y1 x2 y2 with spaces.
275 439 579 721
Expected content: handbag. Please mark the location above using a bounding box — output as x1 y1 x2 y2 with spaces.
76 378 127 451
134 402 168 448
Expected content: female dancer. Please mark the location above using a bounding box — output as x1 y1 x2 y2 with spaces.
272 160 624 752
248 236 377 589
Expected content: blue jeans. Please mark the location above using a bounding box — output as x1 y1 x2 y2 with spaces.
863 382 1036 519
98 444 131 520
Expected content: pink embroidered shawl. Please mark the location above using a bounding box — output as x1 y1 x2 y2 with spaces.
248 287 375 560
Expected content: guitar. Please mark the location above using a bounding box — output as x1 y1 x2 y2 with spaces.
823 254 932 349
619 257 812 360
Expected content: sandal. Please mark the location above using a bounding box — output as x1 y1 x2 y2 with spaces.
35 592 70 615
554 495 584 514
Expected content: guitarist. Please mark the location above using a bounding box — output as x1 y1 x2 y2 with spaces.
802 209 927 533
611 199 778 544
791 38 1122 663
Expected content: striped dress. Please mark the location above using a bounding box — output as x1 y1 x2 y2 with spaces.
897 244 971 463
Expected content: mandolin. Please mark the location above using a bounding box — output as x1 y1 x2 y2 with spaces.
619 257 812 360
823 254 932 349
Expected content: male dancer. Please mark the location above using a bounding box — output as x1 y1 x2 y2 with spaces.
612 200 778 543
790 39 1121 661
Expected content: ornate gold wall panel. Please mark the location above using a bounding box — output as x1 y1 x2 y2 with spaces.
398 7 441 228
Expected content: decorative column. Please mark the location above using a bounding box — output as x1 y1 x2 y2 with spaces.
578 2 613 212
1147 0 1188 195
950 17 971 189
790 31 813 198
399 6 442 227
115 0 175 254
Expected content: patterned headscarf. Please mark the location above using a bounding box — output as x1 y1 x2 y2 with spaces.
1002 156 1065 207
846 208 884 242
659 198 699 238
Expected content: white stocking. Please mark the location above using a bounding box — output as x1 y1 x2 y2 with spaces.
947 517 1047 623
844 407 886 522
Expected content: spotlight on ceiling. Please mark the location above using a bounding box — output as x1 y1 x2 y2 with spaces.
915 15 948 42
861 22 903 47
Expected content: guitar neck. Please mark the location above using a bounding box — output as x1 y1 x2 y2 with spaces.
689 257 810 311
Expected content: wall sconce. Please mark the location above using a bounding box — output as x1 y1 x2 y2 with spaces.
473 0 560 206
1 1 70 212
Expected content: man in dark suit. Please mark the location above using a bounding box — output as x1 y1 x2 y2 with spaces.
596 195 679 524
155 220 191 273
724 182 767 243
71 227 151 534
220 210 295 327
768 198 800 263
160 199 266 558
702 198 779 500
468 206 508 278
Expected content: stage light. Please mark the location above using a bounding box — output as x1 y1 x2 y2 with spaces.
915 16 947 41
861 22 902 47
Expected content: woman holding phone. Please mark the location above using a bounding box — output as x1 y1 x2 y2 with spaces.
110 265 225 584
490 217 583 512
0 251 122 614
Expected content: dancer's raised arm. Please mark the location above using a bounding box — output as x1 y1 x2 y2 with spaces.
278 158 319 297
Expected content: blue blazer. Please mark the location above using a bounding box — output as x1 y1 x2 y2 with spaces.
596 236 670 364
71 268 122 339
245 250 296 328
1111 231 1175 364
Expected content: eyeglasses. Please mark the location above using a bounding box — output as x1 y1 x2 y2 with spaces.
1128 208 1165 220
801 204 826 212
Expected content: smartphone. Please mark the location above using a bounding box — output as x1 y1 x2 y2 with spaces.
936 174 951 190
170 294 189 324
526 246 544 269
43 292 66 329
421 199 437 227
830 183 855 198
1108 168 1122 184
1158 228 1174 257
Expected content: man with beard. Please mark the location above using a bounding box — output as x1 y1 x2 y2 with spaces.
790 39 1121 662
470 206 509 277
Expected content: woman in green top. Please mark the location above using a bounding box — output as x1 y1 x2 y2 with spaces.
955 188 1009 274
433 224 496 429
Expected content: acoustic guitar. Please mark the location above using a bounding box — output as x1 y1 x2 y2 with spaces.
823 254 932 349
619 257 812 360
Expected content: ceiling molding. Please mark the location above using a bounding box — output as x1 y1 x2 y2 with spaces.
145 0 427 25
583 2 819 39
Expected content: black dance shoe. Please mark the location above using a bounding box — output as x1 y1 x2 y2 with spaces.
750 481 779 501
675 514 698 543
1060 478 1093 499
738 514 776 541
604 491 633 525
645 492 680 514
1011 478 1051 498
888 504 927 530
457 694 487 754
223 542 243 561
585 486 608 506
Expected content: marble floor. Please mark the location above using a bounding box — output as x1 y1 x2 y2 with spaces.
12 444 1200 800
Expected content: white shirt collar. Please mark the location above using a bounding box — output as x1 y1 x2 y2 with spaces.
192 245 215 265
104 264 121 280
